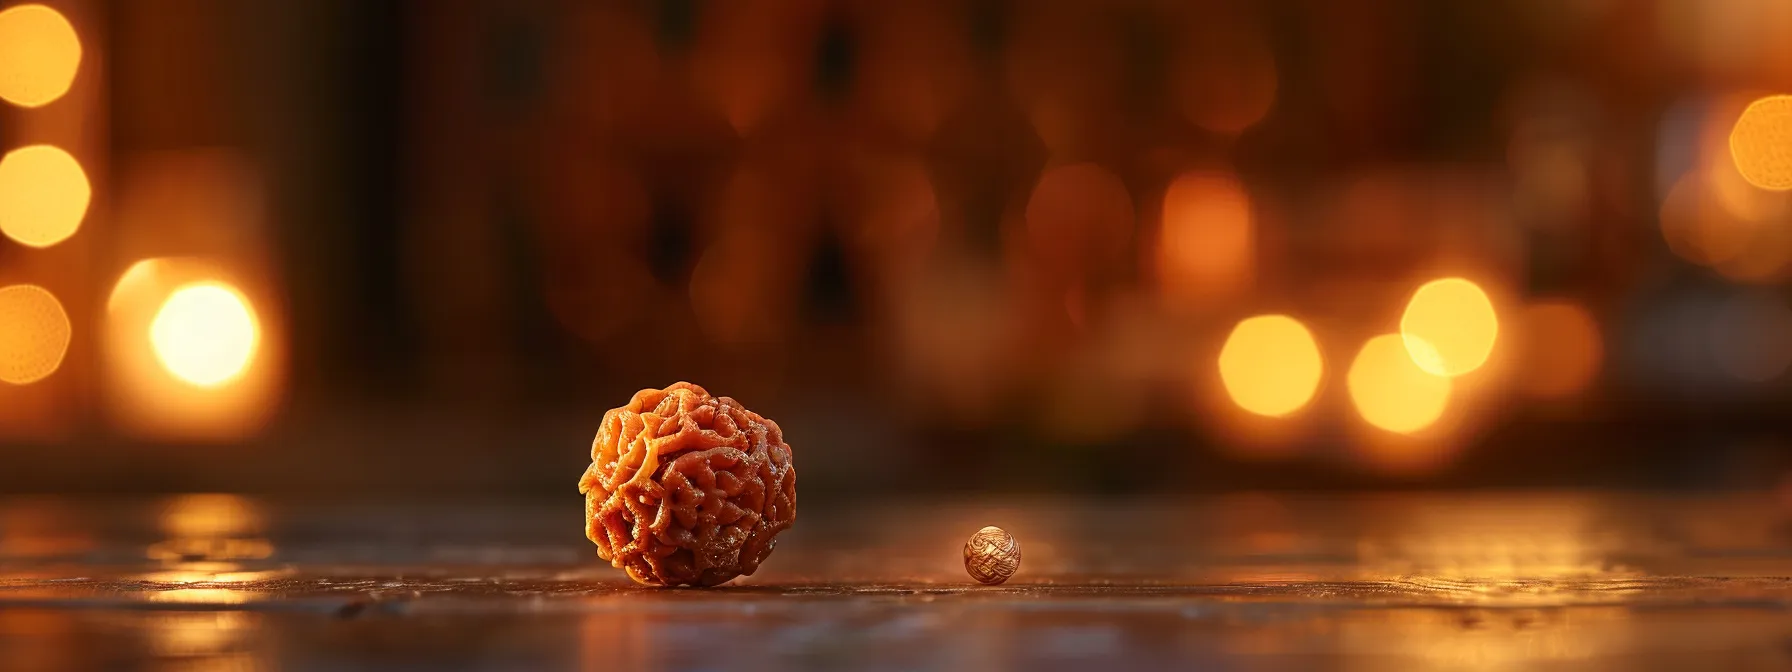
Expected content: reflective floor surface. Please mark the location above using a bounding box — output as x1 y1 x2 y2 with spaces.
4 493 1792 670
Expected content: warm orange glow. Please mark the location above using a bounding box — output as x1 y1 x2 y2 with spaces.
150 494 272 564
1519 302 1602 398
147 612 258 660
1025 163 1134 274
1730 95 1792 191
150 282 260 388
101 153 285 440
853 156 941 273
148 589 253 605
688 0 817 135
0 284 70 385
104 258 284 441
1658 169 1792 281
0 145 90 248
108 259 164 313
1159 172 1253 302
1714 220 1792 283
1172 24 1277 135
1658 96 1792 280
1399 278 1499 377
688 220 805 349
0 501 93 558
1711 118 1792 281
1348 334 1451 434
0 4 81 108
1709 138 1789 224
1218 315 1323 417
1661 175 1740 263
159 494 264 539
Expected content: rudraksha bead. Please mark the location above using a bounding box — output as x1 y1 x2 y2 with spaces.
579 383 796 586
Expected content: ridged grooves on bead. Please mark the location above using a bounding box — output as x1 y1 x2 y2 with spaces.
579 383 796 587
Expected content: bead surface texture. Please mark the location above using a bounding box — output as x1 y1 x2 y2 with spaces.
964 526 1021 585
578 382 796 587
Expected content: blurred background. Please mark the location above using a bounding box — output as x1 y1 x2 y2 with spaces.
2 0 1792 496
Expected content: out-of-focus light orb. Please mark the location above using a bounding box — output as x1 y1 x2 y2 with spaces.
1729 95 1792 191
1158 172 1253 302
1348 334 1451 434
0 4 81 108
1657 94 1792 279
1172 26 1277 135
150 282 260 387
107 259 165 314
1660 172 1762 269
1399 278 1499 377
1520 301 1602 398
0 284 71 385
1709 137 1789 224
0 145 90 248
160 494 264 539
1218 315 1323 417
1025 162 1134 272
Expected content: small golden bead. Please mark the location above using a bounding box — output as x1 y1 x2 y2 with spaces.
963 525 1021 585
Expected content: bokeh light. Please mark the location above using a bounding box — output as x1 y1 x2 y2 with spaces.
688 221 804 349
1659 0 1792 81
1158 172 1253 303
1659 167 1792 281
1660 175 1743 264
1709 132 1790 224
849 154 941 276
1171 22 1277 135
108 259 163 314
1399 278 1499 377
0 284 71 385
1658 94 1792 280
1715 220 1792 284
0 145 90 248
1218 315 1323 417
1506 78 1595 232
1348 334 1452 435
1729 95 1792 191
1519 301 1602 398
150 282 260 388
159 493 265 539
0 4 81 108
1025 163 1134 274
103 258 284 440
1003 2 1124 154
688 0 824 135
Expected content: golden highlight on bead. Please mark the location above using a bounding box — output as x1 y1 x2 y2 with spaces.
964 525 1021 585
